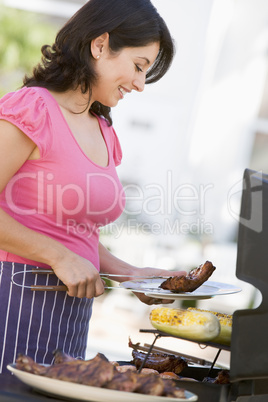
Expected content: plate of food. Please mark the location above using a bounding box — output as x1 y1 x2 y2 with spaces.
120 279 241 300
7 352 198 402
120 261 241 300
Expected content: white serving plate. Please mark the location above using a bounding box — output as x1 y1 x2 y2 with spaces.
7 364 198 402
120 279 241 300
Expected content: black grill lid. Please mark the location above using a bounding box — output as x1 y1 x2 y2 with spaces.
230 169 268 382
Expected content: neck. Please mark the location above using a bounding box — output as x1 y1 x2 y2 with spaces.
49 88 92 115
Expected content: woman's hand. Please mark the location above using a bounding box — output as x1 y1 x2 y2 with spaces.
131 267 187 306
51 253 105 299
98 243 187 305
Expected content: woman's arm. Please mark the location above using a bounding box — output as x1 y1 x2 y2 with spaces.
98 242 136 280
0 120 105 298
99 242 187 305
99 242 187 281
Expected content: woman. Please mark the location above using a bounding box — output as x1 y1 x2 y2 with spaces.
0 0 186 372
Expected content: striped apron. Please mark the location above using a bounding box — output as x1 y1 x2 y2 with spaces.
0 261 93 373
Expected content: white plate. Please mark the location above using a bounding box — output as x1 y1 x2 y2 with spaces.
120 279 241 300
7 364 198 402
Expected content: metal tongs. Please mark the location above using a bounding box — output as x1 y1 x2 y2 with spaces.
11 268 169 292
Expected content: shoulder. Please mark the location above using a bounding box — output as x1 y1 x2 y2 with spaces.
0 87 51 130
0 87 53 156
0 86 49 108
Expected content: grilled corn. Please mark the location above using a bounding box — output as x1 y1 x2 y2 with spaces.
188 308 232 345
150 307 220 342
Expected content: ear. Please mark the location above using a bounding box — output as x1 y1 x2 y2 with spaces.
91 32 110 60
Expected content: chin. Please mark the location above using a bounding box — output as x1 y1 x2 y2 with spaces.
101 100 119 108
110 101 120 108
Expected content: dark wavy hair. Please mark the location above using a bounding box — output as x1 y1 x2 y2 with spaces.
23 0 175 125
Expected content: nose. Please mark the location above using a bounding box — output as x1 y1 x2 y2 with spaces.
133 76 145 92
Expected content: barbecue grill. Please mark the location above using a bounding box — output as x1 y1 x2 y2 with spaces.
139 168 268 402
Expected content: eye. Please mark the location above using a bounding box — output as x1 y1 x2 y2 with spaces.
135 64 143 73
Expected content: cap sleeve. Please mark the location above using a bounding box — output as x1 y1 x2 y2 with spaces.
0 87 52 158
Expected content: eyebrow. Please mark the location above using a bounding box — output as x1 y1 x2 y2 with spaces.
137 57 150 65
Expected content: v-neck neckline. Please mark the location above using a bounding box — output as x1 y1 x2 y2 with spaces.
44 88 110 169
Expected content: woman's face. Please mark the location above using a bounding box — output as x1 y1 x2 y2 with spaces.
91 41 160 107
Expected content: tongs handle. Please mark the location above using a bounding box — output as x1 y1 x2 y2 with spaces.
29 270 118 292
31 285 68 291
22 269 167 292
11 269 123 292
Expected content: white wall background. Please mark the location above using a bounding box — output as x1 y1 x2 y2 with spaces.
112 0 268 244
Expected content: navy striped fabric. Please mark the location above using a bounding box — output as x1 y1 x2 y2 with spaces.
0 262 93 373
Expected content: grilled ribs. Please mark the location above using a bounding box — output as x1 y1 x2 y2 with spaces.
53 349 76 364
16 355 48 376
134 374 186 397
49 354 115 387
105 370 185 398
17 353 116 387
104 370 138 392
15 351 187 398
131 349 187 374
160 260 216 293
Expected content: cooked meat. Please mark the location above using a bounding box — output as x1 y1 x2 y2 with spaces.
160 260 216 293
214 369 230 384
53 350 76 364
159 372 180 380
162 378 187 398
104 370 138 392
110 361 120 367
136 374 187 399
135 373 165 396
131 349 187 374
17 353 116 387
140 368 159 375
45 360 90 383
46 353 116 387
115 364 137 373
15 352 187 398
105 369 185 397
16 355 47 375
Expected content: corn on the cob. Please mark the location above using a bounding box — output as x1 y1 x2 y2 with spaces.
150 307 220 342
187 308 232 345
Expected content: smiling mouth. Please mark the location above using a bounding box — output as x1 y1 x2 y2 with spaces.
118 86 128 98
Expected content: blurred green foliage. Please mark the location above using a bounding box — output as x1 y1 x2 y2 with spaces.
0 3 57 96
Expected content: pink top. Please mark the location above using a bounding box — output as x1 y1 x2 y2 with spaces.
0 87 125 269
